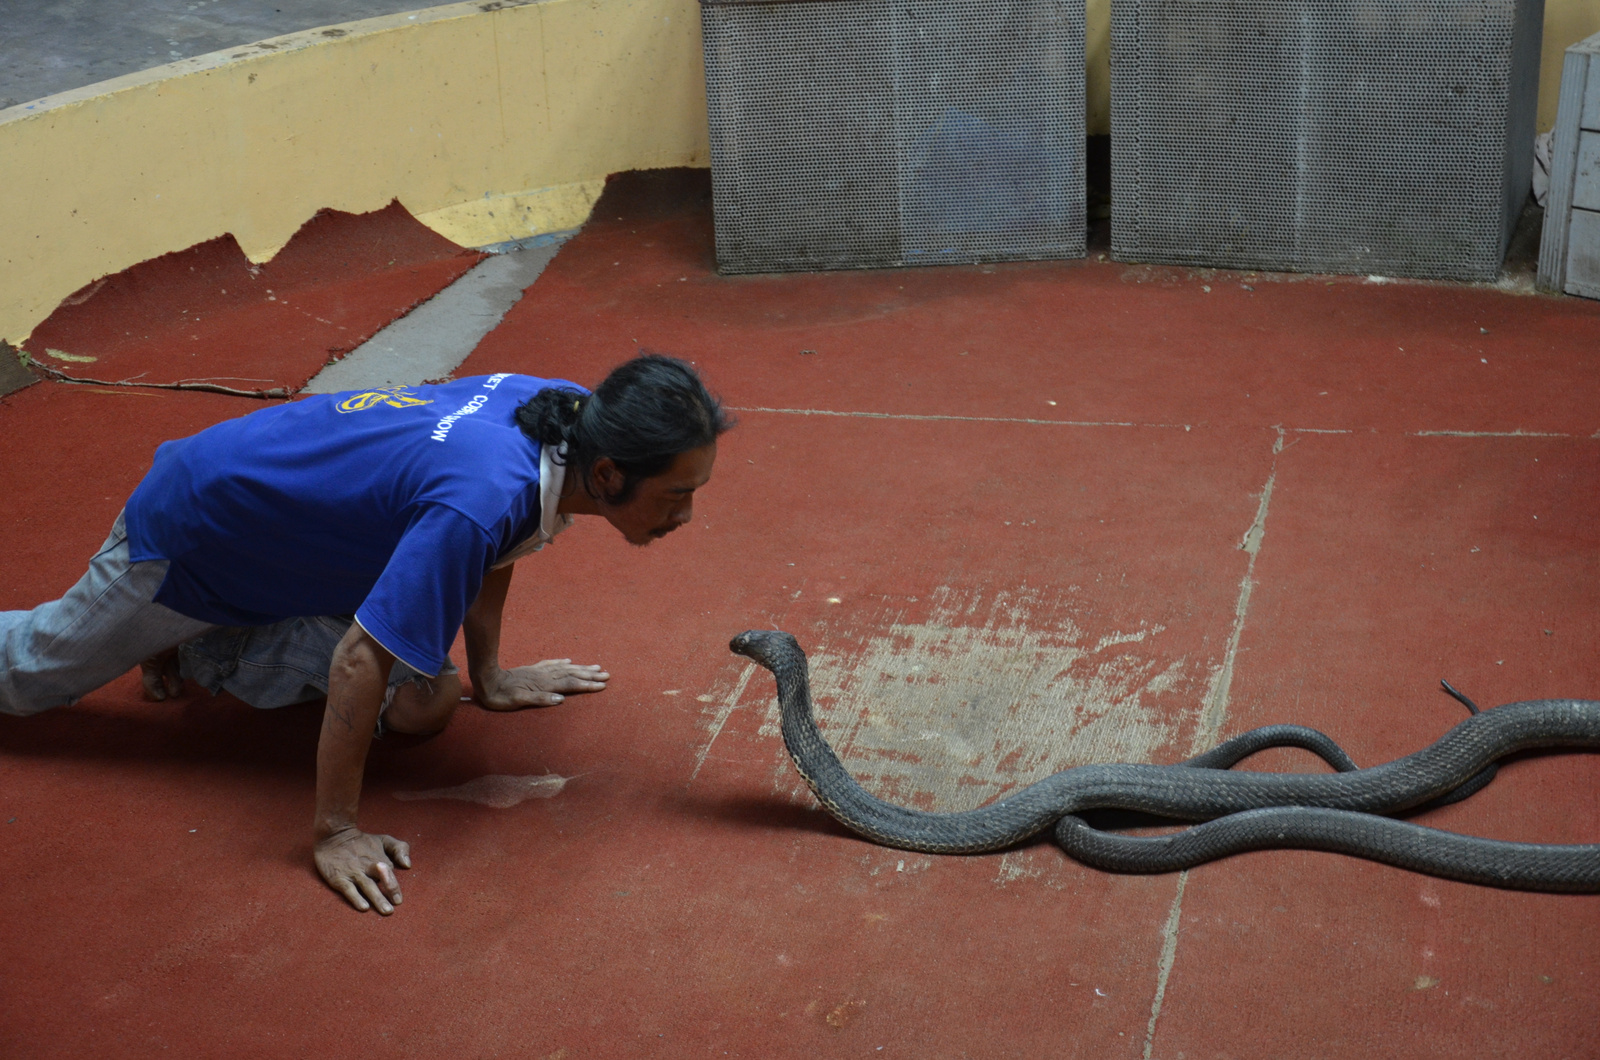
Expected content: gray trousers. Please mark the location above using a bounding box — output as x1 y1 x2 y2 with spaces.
1 513 449 717
0 513 212 716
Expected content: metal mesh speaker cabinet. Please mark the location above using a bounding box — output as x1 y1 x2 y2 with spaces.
1109 0 1545 280
701 0 1086 274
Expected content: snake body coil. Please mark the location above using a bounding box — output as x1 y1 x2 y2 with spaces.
729 629 1600 892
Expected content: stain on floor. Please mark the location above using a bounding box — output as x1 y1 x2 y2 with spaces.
393 773 573 808
747 585 1190 811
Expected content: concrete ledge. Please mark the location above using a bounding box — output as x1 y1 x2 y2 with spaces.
0 0 708 345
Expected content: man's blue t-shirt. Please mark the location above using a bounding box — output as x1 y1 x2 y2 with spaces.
124 373 584 675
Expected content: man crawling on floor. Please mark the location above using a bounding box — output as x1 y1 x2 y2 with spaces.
0 353 731 914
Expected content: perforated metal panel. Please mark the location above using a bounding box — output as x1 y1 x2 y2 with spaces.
1110 0 1544 280
702 0 1085 274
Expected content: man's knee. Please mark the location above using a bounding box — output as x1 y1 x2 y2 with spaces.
383 670 462 736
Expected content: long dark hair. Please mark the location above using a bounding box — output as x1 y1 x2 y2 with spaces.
515 354 734 503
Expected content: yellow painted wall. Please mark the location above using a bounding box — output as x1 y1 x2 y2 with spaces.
2 0 1596 345
1540 0 1600 133
0 0 708 346
1088 0 1111 137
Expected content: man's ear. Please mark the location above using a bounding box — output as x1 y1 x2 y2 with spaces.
590 457 626 501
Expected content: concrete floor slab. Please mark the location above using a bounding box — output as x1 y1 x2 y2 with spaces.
1 170 1596 1059
0 389 1276 1059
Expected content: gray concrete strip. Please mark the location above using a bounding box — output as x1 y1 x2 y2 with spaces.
301 235 568 394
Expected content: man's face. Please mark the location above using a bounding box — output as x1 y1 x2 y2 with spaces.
596 443 717 546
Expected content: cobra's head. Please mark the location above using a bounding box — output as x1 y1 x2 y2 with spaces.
729 629 803 670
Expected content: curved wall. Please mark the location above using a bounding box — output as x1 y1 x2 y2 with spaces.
0 0 707 346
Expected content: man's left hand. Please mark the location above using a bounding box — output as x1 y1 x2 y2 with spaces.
475 659 609 711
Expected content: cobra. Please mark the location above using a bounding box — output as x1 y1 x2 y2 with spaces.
729 629 1600 893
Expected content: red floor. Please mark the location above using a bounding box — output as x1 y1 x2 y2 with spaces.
2 171 1597 1058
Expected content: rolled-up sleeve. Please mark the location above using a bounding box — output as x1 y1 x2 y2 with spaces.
354 505 498 676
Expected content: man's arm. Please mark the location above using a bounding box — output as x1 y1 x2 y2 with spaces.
312 622 410 915
462 563 609 710
463 563 514 700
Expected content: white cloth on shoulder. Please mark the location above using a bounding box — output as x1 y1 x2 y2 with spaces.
492 442 574 569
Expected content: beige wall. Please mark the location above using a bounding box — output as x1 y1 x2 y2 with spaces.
1539 0 1600 133
2 0 1596 346
0 0 708 346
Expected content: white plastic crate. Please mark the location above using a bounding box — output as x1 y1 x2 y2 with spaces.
1538 29 1600 299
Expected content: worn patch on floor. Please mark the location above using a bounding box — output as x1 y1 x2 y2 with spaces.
719 586 1192 812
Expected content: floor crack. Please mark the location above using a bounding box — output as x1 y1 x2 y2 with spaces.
1143 870 1189 1059
1146 427 1283 1058
1192 426 1282 754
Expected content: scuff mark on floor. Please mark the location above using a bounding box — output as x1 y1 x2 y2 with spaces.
856 851 932 882
1147 432 1283 1060
993 850 1048 887
689 661 757 785
824 999 867 1028
393 773 572 808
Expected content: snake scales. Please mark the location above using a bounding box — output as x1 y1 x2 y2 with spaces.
729 629 1600 893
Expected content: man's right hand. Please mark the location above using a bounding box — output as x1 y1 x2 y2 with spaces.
475 659 609 711
314 826 410 914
